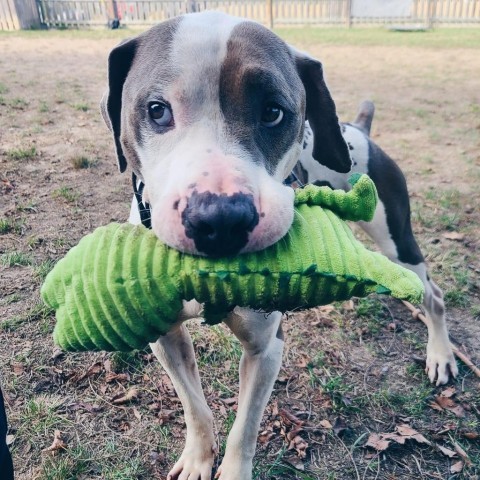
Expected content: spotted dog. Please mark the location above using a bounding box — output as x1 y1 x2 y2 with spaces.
101 11 457 480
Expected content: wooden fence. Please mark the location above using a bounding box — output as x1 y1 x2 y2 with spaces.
0 0 40 30
1 0 480 30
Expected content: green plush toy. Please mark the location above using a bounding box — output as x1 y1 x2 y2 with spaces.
41 174 424 352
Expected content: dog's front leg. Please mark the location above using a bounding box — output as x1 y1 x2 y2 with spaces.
150 321 216 480
216 308 284 480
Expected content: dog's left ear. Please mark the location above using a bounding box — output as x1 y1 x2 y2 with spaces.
293 50 352 173
100 38 138 173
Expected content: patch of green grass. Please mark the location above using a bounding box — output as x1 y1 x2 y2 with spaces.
380 385 431 418
1 302 53 332
471 305 480 319
39 100 49 113
101 457 148 480
276 27 480 49
0 82 8 94
52 186 80 203
71 155 96 169
0 293 21 305
40 445 90 480
15 397 70 450
196 325 243 368
444 288 469 308
9 97 28 109
110 350 146 374
0 217 23 234
17 200 38 213
0 251 33 267
34 259 57 281
72 102 89 112
320 375 357 413
6 146 37 160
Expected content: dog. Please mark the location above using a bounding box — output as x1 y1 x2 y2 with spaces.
100 11 457 480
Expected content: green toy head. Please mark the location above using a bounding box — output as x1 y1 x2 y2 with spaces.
41 174 424 352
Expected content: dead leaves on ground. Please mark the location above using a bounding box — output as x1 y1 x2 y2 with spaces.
365 418 474 474
429 386 465 418
366 424 430 452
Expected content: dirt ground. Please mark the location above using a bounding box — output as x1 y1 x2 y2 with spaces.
0 29 479 480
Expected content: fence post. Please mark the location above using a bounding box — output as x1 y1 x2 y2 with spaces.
346 0 352 28
266 0 273 29
106 0 119 21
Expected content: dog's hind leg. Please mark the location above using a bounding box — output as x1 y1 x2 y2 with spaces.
150 313 216 480
358 191 458 385
216 308 284 480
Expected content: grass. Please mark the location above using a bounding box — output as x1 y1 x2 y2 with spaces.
2 27 480 49
0 218 23 234
0 251 33 267
1 302 53 332
52 186 80 203
72 102 89 112
34 259 57 281
6 146 37 160
71 155 96 169
276 27 480 49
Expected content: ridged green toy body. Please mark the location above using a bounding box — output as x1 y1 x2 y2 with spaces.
41 175 424 352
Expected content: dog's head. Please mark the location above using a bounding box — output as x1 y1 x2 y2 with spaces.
101 11 351 257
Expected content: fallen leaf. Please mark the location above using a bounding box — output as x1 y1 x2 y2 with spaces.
133 407 142 420
462 432 479 440
434 395 465 418
279 408 304 427
365 433 391 451
258 429 275 444
396 424 430 444
105 372 130 383
450 460 464 474
453 442 472 466
11 362 25 376
437 445 457 458
42 430 66 454
319 419 332 429
440 386 456 398
6 435 15 446
111 388 139 405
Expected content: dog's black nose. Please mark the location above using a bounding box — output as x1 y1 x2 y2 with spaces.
182 191 259 257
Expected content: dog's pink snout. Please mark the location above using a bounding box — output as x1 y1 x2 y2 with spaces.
181 191 259 257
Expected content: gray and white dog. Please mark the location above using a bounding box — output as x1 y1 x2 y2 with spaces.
101 11 457 480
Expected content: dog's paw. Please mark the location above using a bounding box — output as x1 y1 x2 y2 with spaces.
215 461 252 480
167 447 215 480
426 341 458 386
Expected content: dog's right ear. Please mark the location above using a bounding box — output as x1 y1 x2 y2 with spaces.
100 38 138 173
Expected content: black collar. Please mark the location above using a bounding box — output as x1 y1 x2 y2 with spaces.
132 172 152 229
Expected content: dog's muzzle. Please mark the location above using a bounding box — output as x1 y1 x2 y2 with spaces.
181 191 259 257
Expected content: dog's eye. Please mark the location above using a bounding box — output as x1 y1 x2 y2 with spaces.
148 102 173 127
261 104 284 127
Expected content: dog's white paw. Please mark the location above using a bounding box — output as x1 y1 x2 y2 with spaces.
167 446 215 480
425 340 458 386
215 460 252 480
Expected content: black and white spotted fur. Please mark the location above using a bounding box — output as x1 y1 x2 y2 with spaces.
296 101 457 387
